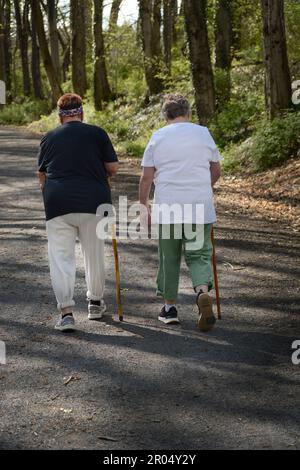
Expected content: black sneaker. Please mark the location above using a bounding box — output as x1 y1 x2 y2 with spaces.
158 306 180 325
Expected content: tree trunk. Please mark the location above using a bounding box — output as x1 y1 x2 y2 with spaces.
215 0 232 70
3 0 12 100
93 0 111 110
215 0 233 105
184 0 215 125
152 0 163 61
56 3 71 82
14 0 31 96
163 0 177 74
31 6 44 99
84 0 94 63
47 0 60 82
139 0 164 97
71 0 88 97
62 46 71 83
0 1 5 82
179 0 184 16
261 0 291 118
109 0 123 31
31 0 62 104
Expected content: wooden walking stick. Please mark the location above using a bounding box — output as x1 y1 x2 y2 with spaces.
211 226 221 320
112 223 123 322
108 178 123 322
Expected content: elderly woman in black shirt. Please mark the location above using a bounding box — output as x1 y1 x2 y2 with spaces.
38 93 119 332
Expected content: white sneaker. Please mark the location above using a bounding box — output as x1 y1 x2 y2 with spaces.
55 315 77 332
88 300 107 320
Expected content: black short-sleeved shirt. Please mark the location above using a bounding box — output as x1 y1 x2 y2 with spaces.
38 121 118 221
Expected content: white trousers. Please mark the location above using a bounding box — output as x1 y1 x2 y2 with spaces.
46 213 105 310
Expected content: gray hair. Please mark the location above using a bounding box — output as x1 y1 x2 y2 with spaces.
161 94 191 120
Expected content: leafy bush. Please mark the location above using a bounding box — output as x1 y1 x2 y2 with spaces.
210 93 264 148
0 99 51 126
222 111 300 173
28 109 58 133
251 111 300 170
222 138 254 174
124 140 146 158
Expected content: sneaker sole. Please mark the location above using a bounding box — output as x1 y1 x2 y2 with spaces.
158 316 180 325
88 313 104 320
55 325 77 333
197 293 216 333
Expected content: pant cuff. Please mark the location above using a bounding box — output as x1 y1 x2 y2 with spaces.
57 300 75 311
193 280 213 290
87 291 103 301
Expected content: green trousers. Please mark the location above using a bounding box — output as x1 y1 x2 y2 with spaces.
157 224 213 301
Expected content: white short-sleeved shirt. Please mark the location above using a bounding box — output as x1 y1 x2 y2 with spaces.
141 122 221 224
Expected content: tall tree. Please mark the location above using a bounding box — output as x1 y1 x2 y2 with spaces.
93 0 111 110
57 2 71 82
14 0 31 96
184 0 215 125
215 0 233 104
0 1 5 87
47 0 60 82
109 0 123 31
163 0 177 74
0 1 5 78
139 0 164 97
31 0 62 103
70 0 88 97
215 0 232 70
31 5 43 99
84 0 94 63
261 0 291 118
3 0 12 99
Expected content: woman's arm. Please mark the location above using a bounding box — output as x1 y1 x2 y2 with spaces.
37 171 46 190
139 167 155 230
105 162 119 178
210 162 221 187
139 167 155 208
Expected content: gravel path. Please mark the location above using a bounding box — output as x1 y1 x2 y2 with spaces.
0 127 299 450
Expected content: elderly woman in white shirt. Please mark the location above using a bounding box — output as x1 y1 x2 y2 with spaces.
139 94 221 331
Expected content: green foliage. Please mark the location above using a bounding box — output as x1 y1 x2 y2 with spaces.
28 109 59 133
124 141 146 158
232 0 262 63
251 112 300 170
222 111 300 173
285 0 300 66
211 63 265 148
0 99 51 126
215 68 231 108
4 1 300 177
221 138 254 173
210 93 265 148
105 24 146 99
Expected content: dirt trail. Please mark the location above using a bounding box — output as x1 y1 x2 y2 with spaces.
0 127 299 450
